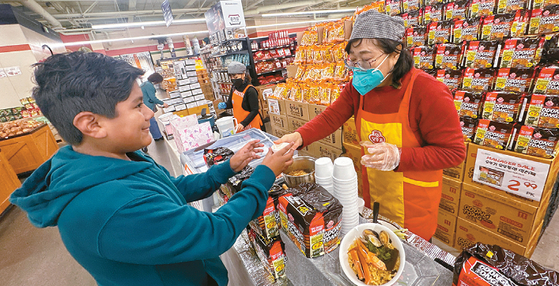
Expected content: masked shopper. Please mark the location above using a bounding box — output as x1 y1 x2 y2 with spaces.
276 10 466 240
140 72 168 141
217 61 263 133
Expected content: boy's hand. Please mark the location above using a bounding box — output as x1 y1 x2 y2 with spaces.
262 142 295 176
230 140 264 172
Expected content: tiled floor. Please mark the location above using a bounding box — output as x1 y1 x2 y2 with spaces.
1 129 558 285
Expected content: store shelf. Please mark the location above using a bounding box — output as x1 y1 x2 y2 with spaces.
253 55 294 63
216 81 233 85
210 50 249 58
259 79 286 85
252 44 295 52
256 68 286 76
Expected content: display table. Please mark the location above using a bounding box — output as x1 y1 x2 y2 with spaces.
0 124 58 174
0 150 20 213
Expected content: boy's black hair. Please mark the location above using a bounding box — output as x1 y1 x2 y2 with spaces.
32 52 144 145
147 72 163 84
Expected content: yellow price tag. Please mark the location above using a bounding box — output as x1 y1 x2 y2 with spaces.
487 251 494 258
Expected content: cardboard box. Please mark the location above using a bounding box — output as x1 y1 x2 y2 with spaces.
434 210 457 248
287 116 307 132
464 144 557 208
343 117 360 146
286 64 298 78
256 84 276 102
440 176 462 215
181 91 193 97
459 182 540 246
443 154 466 181
269 126 290 139
342 142 365 197
319 128 342 149
169 91 181 98
308 141 342 162
267 98 286 115
307 104 327 120
270 114 289 130
344 19 353 40
285 100 309 120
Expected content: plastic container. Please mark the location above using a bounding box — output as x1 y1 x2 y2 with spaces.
315 157 334 178
215 116 237 138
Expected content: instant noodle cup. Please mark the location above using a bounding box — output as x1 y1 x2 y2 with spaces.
435 44 462 70
528 5 559 35
453 17 482 44
462 68 496 91
413 46 436 69
428 20 453 45
496 0 528 14
436 69 463 90
494 68 535 93
533 66 559 95
445 0 469 21
499 37 545 68
461 116 479 142
406 26 428 47
463 41 501 68
513 125 559 158
473 119 515 149
482 92 528 123
524 94 559 128
386 0 403 16
455 90 485 118
424 3 444 23
469 0 496 17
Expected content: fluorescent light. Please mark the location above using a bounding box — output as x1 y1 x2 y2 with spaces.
246 19 340 30
92 18 206 30
262 8 356 17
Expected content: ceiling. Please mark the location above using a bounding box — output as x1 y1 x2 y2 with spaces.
2 0 369 34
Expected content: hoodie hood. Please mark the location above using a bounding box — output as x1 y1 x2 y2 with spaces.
10 146 153 228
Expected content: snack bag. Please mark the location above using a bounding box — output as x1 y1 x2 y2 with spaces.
455 90 485 118
320 63 335 80
334 61 349 81
386 0 403 16
461 116 480 141
481 91 528 122
462 68 496 91
528 5 559 35
295 65 306 80
469 0 496 17
499 37 545 68
496 0 527 14
514 125 559 157
533 66 559 95
323 45 335 63
413 46 436 69
524 94 559 128
329 21 345 43
437 69 464 90
319 84 332 106
533 0 559 10
473 119 515 149
435 44 463 69
403 9 423 27
301 83 311 103
403 0 422 13
453 17 482 44
463 41 501 68
332 42 346 62
481 14 515 41
314 46 324 64
308 84 321 104
407 26 428 47
445 0 469 21
294 46 306 64
493 68 535 93
331 84 342 103
428 20 454 45
424 3 444 23
272 84 285 99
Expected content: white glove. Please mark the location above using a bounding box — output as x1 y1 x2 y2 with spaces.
360 142 401 171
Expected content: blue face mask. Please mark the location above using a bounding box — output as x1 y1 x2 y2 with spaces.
352 54 391 95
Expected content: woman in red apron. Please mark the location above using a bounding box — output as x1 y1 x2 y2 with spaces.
217 61 263 133
275 10 465 240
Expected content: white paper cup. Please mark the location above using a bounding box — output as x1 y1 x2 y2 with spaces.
357 198 365 212
315 157 334 178
333 157 356 180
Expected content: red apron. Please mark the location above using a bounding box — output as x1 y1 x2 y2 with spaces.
356 69 442 240
232 85 262 131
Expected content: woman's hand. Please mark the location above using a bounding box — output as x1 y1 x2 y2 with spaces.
360 141 401 171
229 140 264 172
262 142 295 176
274 132 303 151
235 123 245 133
163 103 169 108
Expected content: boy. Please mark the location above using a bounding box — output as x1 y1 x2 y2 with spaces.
10 52 294 286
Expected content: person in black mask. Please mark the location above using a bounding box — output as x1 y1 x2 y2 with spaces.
217 61 263 133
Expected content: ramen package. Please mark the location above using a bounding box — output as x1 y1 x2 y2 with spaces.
462 68 496 91
437 69 464 90
493 68 535 93
407 26 428 47
428 20 453 45
203 147 234 167
308 84 321 104
247 228 286 280
499 37 545 68
482 92 528 122
461 116 480 141
445 0 469 21
473 119 515 149
481 14 515 41
469 0 496 17
533 0 559 10
496 0 528 14
533 66 559 95
510 9 528 37
413 46 436 69
513 125 559 157
435 44 463 69
248 185 287 241
319 84 332 105
463 41 501 68
386 0 403 16
453 17 482 44
455 90 485 118
424 3 444 23
528 5 559 35
403 0 422 13
524 94 559 128
403 9 423 27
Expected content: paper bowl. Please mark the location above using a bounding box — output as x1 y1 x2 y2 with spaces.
339 223 406 286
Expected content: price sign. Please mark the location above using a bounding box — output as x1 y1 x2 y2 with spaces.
473 149 549 201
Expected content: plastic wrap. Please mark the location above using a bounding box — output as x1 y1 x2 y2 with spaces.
203 147 234 167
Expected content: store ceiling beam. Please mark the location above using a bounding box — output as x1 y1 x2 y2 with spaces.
243 1 317 16
50 7 206 18
18 0 63 27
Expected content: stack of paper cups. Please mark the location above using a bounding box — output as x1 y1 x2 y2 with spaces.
332 157 359 235
314 157 334 193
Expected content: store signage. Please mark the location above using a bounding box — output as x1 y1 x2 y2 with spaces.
204 0 245 34
473 149 549 201
161 0 174 27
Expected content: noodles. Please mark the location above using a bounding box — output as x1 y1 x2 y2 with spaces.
287 170 309 176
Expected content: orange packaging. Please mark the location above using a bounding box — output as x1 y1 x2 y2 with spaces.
319 84 332 106
499 37 545 68
334 61 348 81
323 45 335 63
407 26 428 47
461 68 496 92
321 63 336 80
469 0 495 17
496 0 528 14
308 84 321 104
332 42 347 62
313 46 324 64
295 65 306 81
331 84 342 103
528 6 559 35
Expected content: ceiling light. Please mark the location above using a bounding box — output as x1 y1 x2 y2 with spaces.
246 19 340 30
91 18 206 30
262 8 356 17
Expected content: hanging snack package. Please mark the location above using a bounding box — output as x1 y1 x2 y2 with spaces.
493 67 535 93
469 0 496 18
330 21 346 43
403 0 422 13
445 0 469 21
528 5 559 35
272 84 286 99
473 119 515 149
435 44 463 69
462 68 497 91
510 9 528 37
413 46 436 69
308 84 321 105
513 125 559 157
294 46 306 64
533 66 559 95
525 94 559 128
453 17 482 44
428 20 453 45
407 26 428 47
481 14 515 41
436 69 464 90
455 90 485 118
295 65 306 81
424 3 444 23
481 91 528 122
404 8 423 27
301 82 311 103
321 63 336 80
463 40 501 68
386 0 403 16
499 37 545 68
323 45 335 63
319 83 332 106
288 84 299 101
331 84 342 103
313 46 324 64
332 42 346 62
334 61 349 81
461 116 480 142
496 0 527 14
534 0 559 10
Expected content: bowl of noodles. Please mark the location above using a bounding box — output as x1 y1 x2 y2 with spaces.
282 156 315 187
339 223 405 286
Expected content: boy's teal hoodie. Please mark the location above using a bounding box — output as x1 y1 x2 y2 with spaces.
10 146 275 286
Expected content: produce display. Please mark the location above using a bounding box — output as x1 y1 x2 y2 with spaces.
0 119 44 139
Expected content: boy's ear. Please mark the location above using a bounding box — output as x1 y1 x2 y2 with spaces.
73 112 107 139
